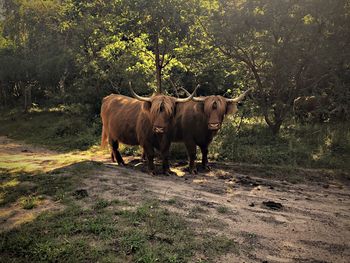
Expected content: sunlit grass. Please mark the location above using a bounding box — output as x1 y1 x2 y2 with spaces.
0 178 19 188
19 196 42 210
0 146 109 174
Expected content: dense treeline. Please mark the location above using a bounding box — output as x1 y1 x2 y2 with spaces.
0 0 349 134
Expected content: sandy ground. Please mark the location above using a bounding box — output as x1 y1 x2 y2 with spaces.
0 136 349 262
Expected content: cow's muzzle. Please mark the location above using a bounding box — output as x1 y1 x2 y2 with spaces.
153 127 165 134
208 123 221 130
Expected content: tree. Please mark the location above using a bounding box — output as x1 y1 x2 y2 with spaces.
0 0 70 110
203 0 350 133
125 0 192 93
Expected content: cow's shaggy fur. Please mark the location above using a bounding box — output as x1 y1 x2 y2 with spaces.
101 94 177 174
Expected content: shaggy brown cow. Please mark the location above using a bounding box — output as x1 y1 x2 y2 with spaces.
293 95 330 122
171 89 252 173
100 88 197 174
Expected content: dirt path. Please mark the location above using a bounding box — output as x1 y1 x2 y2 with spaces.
1 136 349 262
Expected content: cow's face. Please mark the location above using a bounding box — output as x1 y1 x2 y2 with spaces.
143 95 176 134
200 96 238 131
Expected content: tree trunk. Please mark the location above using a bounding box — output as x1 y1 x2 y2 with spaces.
24 83 32 112
59 67 68 96
263 107 283 135
154 34 162 93
0 81 7 109
264 115 282 135
270 121 282 135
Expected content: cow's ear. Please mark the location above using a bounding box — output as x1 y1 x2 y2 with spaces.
142 101 152 111
226 102 238 115
173 102 178 117
195 102 205 112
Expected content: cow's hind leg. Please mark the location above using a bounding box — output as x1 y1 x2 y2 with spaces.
185 141 197 174
110 140 125 165
111 151 116 162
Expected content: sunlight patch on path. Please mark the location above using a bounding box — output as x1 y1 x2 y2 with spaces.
0 136 109 173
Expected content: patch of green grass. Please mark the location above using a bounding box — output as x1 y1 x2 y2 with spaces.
163 197 185 208
0 198 239 262
216 205 229 214
188 205 207 218
205 217 229 230
94 199 111 210
164 198 178 205
0 161 98 207
0 176 35 207
0 208 114 262
110 199 130 206
201 233 240 257
19 196 40 210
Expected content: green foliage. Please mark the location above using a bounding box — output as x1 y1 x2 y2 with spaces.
211 116 350 170
1 0 349 128
205 0 350 132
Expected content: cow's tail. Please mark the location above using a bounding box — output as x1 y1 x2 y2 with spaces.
101 124 108 149
101 127 107 148
100 97 109 149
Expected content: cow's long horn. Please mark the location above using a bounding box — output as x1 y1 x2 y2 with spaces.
175 84 200 102
129 82 152 102
192 96 206 102
226 88 253 103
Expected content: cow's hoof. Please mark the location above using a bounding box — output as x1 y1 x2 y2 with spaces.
202 165 211 172
189 168 198 174
163 170 176 176
148 171 156 176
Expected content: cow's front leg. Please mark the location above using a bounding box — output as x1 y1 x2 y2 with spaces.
161 150 170 174
143 145 155 175
161 147 175 176
200 145 211 171
185 141 197 174
158 137 174 175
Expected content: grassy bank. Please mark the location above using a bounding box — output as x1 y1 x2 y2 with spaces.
210 116 350 171
0 105 101 152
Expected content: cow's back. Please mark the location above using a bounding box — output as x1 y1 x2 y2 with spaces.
172 101 208 146
102 94 143 145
